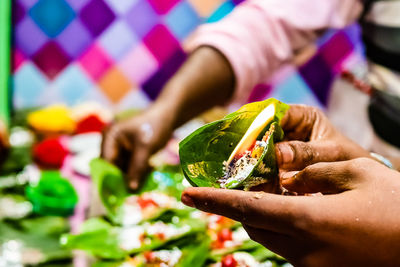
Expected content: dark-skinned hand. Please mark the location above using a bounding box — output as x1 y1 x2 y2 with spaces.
182 158 400 267
276 105 374 176
102 106 174 189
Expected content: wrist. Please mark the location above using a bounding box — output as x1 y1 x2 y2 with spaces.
152 87 191 129
149 101 178 132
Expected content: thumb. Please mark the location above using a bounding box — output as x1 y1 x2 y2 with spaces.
276 140 343 170
281 160 362 194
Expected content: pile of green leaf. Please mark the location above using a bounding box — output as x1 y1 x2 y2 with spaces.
62 159 289 267
0 172 73 266
0 112 78 266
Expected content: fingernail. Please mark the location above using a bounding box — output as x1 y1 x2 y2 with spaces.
281 171 299 180
277 144 294 165
181 193 195 208
129 181 138 190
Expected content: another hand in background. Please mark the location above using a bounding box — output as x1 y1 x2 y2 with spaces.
276 105 373 174
182 158 400 266
102 105 175 189
101 47 235 190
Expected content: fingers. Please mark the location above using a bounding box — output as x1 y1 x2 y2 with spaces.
242 224 289 251
126 146 151 190
281 160 366 194
242 224 309 263
280 105 323 141
102 126 152 190
181 187 318 234
276 140 343 170
101 123 130 164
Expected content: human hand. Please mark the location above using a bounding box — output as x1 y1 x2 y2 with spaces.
102 105 175 189
276 105 372 173
182 158 400 266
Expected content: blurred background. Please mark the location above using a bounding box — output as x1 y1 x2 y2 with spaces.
0 1 387 266
10 0 364 112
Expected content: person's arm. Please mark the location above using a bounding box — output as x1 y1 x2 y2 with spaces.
156 0 364 124
102 47 235 189
152 47 235 129
186 0 363 102
103 0 363 188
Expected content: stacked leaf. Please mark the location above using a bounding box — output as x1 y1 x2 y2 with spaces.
0 170 73 266
62 159 209 264
62 158 290 267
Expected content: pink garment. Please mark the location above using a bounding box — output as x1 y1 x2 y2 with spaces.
186 0 363 103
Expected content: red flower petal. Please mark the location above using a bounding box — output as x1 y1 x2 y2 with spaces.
33 138 68 169
76 114 107 134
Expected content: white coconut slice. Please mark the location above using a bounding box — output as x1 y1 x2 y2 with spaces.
226 103 276 165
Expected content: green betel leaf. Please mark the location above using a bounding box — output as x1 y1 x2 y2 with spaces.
60 218 127 260
61 217 207 260
90 158 129 223
179 99 289 189
0 217 72 265
138 165 186 199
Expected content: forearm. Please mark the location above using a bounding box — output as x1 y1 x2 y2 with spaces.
152 46 235 128
187 0 363 98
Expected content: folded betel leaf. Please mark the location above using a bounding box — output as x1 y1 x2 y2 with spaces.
179 99 289 190
90 158 129 223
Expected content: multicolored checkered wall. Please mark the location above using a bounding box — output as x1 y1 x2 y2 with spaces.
12 0 362 110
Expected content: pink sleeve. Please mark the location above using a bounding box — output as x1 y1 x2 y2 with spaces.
186 0 363 104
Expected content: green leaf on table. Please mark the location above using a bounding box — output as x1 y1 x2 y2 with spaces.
62 217 207 260
139 165 185 199
61 218 127 260
209 239 261 260
90 158 129 223
127 218 207 255
90 159 190 225
0 216 71 265
104 234 211 267
0 145 32 175
249 245 281 262
92 261 125 267
177 234 211 267
20 216 70 236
